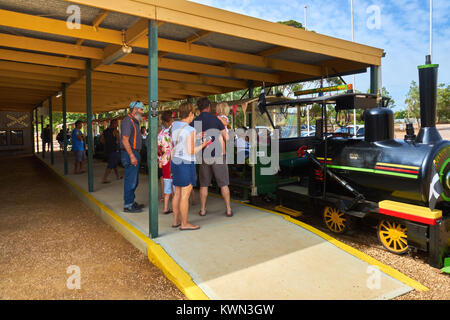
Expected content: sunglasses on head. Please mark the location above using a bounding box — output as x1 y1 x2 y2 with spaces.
130 100 142 109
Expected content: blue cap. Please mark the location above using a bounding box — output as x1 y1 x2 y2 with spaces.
129 101 145 110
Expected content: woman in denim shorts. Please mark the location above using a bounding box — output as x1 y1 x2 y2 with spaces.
171 103 209 231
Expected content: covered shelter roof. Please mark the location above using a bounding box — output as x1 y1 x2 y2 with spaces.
0 0 384 113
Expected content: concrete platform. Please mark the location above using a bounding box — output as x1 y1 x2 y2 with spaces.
36 151 426 299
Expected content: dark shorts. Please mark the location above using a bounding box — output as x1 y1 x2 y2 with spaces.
199 156 229 188
171 160 197 187
74 150 86 163
107 151 119 169
158 167 163 179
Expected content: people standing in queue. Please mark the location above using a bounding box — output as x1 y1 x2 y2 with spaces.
100 119 122 184
141 126 148 141
140 126 148 173
42 124 51 152
71 120 86 174
171 102 210 230
56 129 66 152
157 110 175 215
192 97 233 217
121 101 145 213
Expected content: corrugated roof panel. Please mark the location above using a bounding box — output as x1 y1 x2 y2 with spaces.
195 32 273 54
98 11 141 31
158 23 202 42
0 0 99 25
270 49 333 64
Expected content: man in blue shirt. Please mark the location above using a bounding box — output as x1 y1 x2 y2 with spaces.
71 120 85 174
192 97 233 217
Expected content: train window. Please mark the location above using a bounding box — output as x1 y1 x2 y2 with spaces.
10 130 23 145
0 130 7 146
255 105 300 138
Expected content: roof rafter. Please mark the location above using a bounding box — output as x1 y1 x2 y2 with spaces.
0 9 323 76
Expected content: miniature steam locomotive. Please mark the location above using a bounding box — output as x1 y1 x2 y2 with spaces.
258 56 449 267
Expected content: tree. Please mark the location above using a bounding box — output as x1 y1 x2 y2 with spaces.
404 81 420 121
277 20 304 29
405 81 449 124
394 109 408 120
381 87 395 108
437 83 450 123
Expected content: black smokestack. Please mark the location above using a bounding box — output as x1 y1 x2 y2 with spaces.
416 55 442 144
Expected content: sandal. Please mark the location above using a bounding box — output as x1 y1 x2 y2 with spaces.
225 210 234 217
163 209 173 215
199 210 207 216
172 223 181 228
180 226 200 231
102 180 111 184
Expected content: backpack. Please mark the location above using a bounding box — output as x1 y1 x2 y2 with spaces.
157 126 173 167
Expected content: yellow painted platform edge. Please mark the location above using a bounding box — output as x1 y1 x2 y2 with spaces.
274 205 303 217
228 197 429 292
36 155 209 300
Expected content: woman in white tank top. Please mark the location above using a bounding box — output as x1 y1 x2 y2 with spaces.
170 103 209 231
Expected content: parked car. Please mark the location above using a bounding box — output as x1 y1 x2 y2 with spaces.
301 131 316 137
334 125 364 137
300 124 315 131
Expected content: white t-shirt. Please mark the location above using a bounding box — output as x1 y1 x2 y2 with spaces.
236 137 250 151
218 115 229 132
171 121 195 163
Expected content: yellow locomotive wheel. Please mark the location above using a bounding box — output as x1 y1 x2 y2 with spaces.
323 206 347 234
377 220 408 254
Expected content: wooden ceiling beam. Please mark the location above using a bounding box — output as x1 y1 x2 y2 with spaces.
0 9 324 76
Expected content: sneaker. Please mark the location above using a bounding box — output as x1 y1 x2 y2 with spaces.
134 202 145 209
124 203 143 213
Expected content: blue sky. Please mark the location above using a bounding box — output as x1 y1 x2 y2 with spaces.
191 0 449 111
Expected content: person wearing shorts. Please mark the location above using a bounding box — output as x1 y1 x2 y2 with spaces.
158 110 175 214
192 97 233 217
171 103 209 231
71 120 86 174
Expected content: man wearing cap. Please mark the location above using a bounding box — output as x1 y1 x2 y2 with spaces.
121 101 145 213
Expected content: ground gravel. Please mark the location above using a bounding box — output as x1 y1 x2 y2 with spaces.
0 155 185 300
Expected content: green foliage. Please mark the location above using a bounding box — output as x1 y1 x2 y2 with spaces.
381 87 395 108
404 81 449 123
394 110 408 120
277 20 304 29
404 80 420 120
437 83 450 123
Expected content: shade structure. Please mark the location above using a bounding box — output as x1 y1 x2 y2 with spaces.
0 0 384 113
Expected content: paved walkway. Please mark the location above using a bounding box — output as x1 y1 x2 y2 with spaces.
37 151 419 299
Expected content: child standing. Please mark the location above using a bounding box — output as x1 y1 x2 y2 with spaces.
216 102 230 132
157 110 174 214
